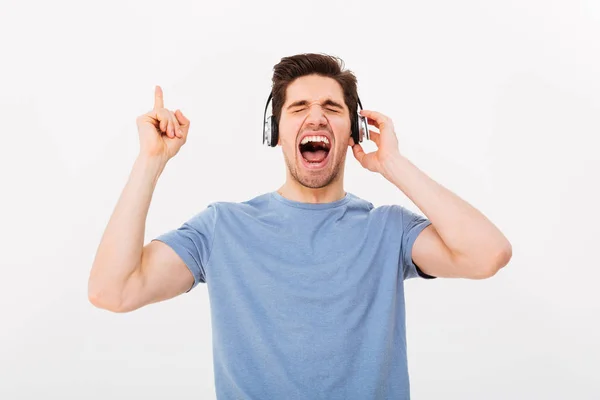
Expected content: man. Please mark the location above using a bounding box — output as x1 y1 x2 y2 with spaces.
89 53 512 399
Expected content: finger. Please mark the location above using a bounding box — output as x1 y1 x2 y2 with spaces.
157 108 173 137
369 131 381 146
167 118 174 138
154 85 164 110
348 136 355 147
170 111 182 138
159 118 167 135
360 110 392 130
352 143 366 165
352 143 377 171
175 109 189 127
159 111 168 135
367 117 380 129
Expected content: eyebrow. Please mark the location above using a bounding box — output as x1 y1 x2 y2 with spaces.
286 99 345 110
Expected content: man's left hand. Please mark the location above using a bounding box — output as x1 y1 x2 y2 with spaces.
349 110 402 177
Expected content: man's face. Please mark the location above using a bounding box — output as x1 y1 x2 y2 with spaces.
278 74 352 189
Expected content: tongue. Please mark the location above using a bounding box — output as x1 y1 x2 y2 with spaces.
302 150 328 163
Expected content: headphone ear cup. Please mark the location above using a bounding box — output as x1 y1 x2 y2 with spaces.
270 116 278 147
351 113 360 144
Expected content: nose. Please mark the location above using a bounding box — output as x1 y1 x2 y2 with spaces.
304 101 328 128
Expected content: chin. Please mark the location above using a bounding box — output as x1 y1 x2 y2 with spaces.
293 154 343 189
296 173 335 189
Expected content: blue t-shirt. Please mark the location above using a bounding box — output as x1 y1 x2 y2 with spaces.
153 191 434 399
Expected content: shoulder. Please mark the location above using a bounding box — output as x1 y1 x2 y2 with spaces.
372 202 421 218
364 201 427 230
342 194 413 230
345 192 375 212
362 200 403 218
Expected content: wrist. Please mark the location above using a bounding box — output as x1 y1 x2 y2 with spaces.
134 154 167 185
381 153 409 183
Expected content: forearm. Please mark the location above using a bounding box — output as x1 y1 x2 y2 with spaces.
382 154 511 267
88 155 167 306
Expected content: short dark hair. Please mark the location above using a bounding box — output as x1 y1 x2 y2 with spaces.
271 53 358 134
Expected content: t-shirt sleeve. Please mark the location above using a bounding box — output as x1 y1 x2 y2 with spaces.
151 203 218 292
397 205 436 280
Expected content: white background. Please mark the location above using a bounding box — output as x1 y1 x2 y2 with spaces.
1 0 599 399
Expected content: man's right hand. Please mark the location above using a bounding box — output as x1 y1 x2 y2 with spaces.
136 85 190 162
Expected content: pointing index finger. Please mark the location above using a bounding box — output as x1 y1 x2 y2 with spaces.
154 85 164 109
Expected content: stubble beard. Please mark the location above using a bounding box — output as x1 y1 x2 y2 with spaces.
284 149 346 189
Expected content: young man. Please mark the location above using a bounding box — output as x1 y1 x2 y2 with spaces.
89 53 512 399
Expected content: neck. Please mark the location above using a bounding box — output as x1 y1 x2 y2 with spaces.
277 177 346 204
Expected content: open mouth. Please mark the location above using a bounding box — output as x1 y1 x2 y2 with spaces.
299 136 331 168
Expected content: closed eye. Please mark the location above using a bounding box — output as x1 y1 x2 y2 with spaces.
293 108 339 113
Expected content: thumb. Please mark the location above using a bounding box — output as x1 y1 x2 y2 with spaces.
351 143 366 165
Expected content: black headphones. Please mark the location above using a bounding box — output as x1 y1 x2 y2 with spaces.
262 92 369 147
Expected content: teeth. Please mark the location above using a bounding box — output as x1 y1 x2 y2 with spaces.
300 135 330 145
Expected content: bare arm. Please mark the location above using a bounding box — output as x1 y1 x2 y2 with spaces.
351 109 512 280
88 86 193 312
383 155 512 279
88 156 193 312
